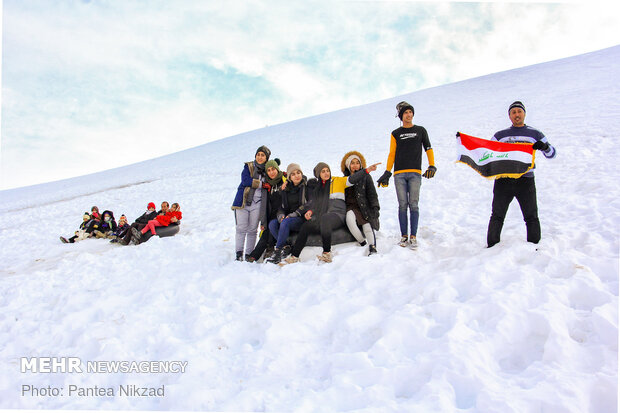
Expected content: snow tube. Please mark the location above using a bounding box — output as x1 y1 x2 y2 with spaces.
141 223 180 242
287 227 357 247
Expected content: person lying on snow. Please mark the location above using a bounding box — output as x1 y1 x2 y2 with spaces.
131 203 182 245
60 212 93 243
281 160 380 265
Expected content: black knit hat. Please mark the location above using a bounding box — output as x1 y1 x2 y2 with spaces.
509 101 526 113
255 145 271 161
313 162 330 179
396 101 414 120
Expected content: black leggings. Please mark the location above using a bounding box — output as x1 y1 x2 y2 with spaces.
292 213 344 257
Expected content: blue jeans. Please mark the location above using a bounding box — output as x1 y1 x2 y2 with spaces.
269 216 304 249
394 172 421 236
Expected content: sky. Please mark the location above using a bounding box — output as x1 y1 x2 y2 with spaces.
1 0 619 189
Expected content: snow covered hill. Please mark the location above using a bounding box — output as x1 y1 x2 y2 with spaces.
1 46 618 412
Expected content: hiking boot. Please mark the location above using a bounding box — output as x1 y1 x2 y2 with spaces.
280 255 299 265
317 252 333 263
60 236 69 244
409 236 418 250
119 237 129 246
267 249 282 264
399 236 409 247
235 251 243 261
131 227 143 245
368 245 377 256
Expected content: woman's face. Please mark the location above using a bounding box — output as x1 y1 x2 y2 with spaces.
290 170 302 185
267 166 279 179
349 158 361 172
320 167 331 181
255 151 267 164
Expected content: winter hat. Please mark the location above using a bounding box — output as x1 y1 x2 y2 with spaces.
509 101 526 113
147 202 156 210
255 145 271 161
286 163 302 177
313 162 330 179
119 215 127 224
396 101 414 120
345 154 362 171
83 212 91 221
265 159 281 172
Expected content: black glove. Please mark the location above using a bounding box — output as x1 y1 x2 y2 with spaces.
422 166 437 179
532 140 549 151
377 170 392 188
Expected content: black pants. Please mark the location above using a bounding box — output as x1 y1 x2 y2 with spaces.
121 222 146 244
292 213 344 257
249 229 276 261
487 177 540 247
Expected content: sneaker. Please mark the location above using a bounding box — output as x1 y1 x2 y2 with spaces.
317 252 332 263
246 256 256 263
359 240 367 247
244 254 252 262
280 255 299 265
60 236 69 244
409 236 418 250
235 251 243 261
399 236 409 247
266 249 282 264
368 245 377 256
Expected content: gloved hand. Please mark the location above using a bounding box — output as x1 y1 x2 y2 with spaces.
262 182 272 191
377 170 392 188
532 140 549 151
422 165 437 179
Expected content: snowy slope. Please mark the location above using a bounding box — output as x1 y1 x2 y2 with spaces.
0 46 618 412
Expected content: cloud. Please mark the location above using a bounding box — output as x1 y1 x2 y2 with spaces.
2 1 619 188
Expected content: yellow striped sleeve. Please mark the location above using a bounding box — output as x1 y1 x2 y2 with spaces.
426 148 435 167
386 134 397 172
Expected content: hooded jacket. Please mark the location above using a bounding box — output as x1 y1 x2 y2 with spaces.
99 210 117 233
341 150 380 230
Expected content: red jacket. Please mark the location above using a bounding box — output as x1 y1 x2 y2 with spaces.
156 210 182 226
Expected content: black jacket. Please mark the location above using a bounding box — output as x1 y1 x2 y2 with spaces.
278 176 309 220
345 173 380 230
134 210 158 225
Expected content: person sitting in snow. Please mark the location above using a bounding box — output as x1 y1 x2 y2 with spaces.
341 151 380 256
118 202 159 245
131 202 182 245
281 160 379 265
264 162 309 265
231 145 271 261
93 210 117 238
60 212 93 243
84 205 102 235
247 158 286 263
109 215 130 243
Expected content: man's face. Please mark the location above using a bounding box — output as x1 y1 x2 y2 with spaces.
509 107 525 127
161 202 169 213
402 109 413 124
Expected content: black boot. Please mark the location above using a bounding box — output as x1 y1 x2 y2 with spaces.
368 245 377 256
131 227 142 245
281 245 292 259
235 251 243 261
267 248 282 264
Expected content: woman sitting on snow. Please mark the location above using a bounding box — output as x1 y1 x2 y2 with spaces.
109 215 130 243
131 203 182 245
341 151 380 256
93 210 117 238
281 160 379 265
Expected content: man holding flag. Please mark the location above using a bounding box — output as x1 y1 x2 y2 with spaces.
486 101 556 247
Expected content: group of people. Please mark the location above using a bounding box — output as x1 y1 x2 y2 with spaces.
60 201 182 246
232 100 556 264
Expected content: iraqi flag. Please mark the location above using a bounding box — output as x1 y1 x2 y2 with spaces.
456 132 535 179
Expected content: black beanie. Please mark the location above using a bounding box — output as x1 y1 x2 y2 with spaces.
509 101 526 113
396 101 414 120
313 162 330 179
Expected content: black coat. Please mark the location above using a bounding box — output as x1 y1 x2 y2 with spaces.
278 176 309 220
135 210 158 225
345 173 380 230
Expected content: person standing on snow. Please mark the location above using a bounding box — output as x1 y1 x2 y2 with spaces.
486 101 556 247
376 101 436 249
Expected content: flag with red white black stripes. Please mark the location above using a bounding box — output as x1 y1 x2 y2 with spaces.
456 132 536 179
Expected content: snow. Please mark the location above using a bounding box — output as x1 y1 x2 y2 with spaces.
1 46 618 412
